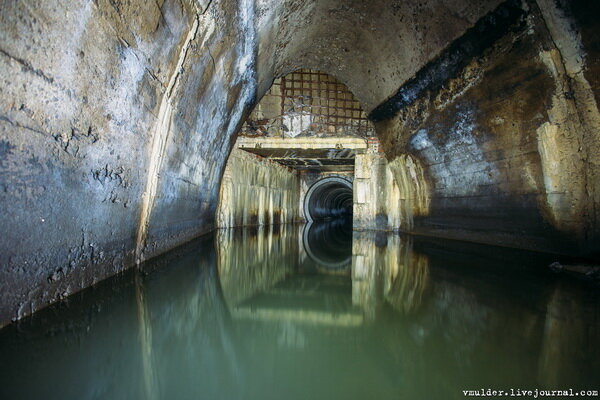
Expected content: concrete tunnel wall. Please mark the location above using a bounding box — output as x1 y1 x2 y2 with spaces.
0 0 599 326
373 0 600 256
217 147 301 227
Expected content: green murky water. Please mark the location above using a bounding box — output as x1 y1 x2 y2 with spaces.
1 223 598 400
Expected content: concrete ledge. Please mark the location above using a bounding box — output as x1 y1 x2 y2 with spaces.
237 137 368 150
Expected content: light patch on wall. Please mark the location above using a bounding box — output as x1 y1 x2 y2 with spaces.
535 49 586 234
410 129 432 151
537 122 565 218
409 108 496 197
388 154 430 225
106 47 146 129
282 113 313 137
60 2 93 83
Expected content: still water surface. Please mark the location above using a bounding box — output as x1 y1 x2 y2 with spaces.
1 222 598 399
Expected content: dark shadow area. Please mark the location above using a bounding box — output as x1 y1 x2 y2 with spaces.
302 218 353 270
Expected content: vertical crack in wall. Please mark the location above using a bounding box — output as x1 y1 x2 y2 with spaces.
222 0 258 143
135 15 200 265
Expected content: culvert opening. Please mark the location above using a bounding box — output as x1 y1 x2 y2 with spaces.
304 177 353 222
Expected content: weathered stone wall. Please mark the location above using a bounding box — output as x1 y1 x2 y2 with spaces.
373 0 600 257
353 141 429 232
0 0 258 326
2 0 597 327
217 148 300 227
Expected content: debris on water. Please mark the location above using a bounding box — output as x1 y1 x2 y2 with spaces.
549 262 600 279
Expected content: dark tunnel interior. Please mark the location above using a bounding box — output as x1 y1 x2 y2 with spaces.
302 219 353 269
304 178 354 222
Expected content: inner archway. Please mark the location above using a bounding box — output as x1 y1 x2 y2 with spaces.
217 68 372 229
303 177 353 222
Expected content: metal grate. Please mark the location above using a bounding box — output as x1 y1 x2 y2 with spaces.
241 69 374 137
279 69 371 133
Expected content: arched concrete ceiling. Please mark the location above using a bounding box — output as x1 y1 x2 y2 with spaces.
255 0 504 111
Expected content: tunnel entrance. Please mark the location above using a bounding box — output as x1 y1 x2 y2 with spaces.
217 68 374 229
304 177 353 222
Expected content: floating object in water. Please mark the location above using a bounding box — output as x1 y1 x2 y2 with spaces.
549 262 600 279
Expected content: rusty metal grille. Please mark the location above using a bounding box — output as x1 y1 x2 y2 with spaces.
241 69 374 137
278 69 370 133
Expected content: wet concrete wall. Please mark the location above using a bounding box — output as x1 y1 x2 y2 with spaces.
217 148 301 227
373 0 600 257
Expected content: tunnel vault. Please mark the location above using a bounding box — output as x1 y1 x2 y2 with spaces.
1 0 599 326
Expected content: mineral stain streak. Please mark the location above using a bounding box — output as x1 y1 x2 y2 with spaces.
135 15 201 265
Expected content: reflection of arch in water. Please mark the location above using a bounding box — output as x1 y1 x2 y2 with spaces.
217 226 295 308
384 237 429 314
302 220 352 270
303 177 353 222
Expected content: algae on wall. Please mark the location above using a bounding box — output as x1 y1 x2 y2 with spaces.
217 148 301 228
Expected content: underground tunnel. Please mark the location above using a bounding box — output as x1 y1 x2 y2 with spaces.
303 177 353 222
1 0 600 398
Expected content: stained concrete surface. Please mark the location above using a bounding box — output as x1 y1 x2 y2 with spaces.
0 0 599 327
217 146 301 228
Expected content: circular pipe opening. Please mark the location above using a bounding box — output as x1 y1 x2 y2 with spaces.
304 177 353 222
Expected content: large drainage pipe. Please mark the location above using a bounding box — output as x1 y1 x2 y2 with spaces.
303 177 353 222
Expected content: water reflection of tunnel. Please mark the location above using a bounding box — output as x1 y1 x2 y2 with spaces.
302 220 353 269
304 177 353 222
